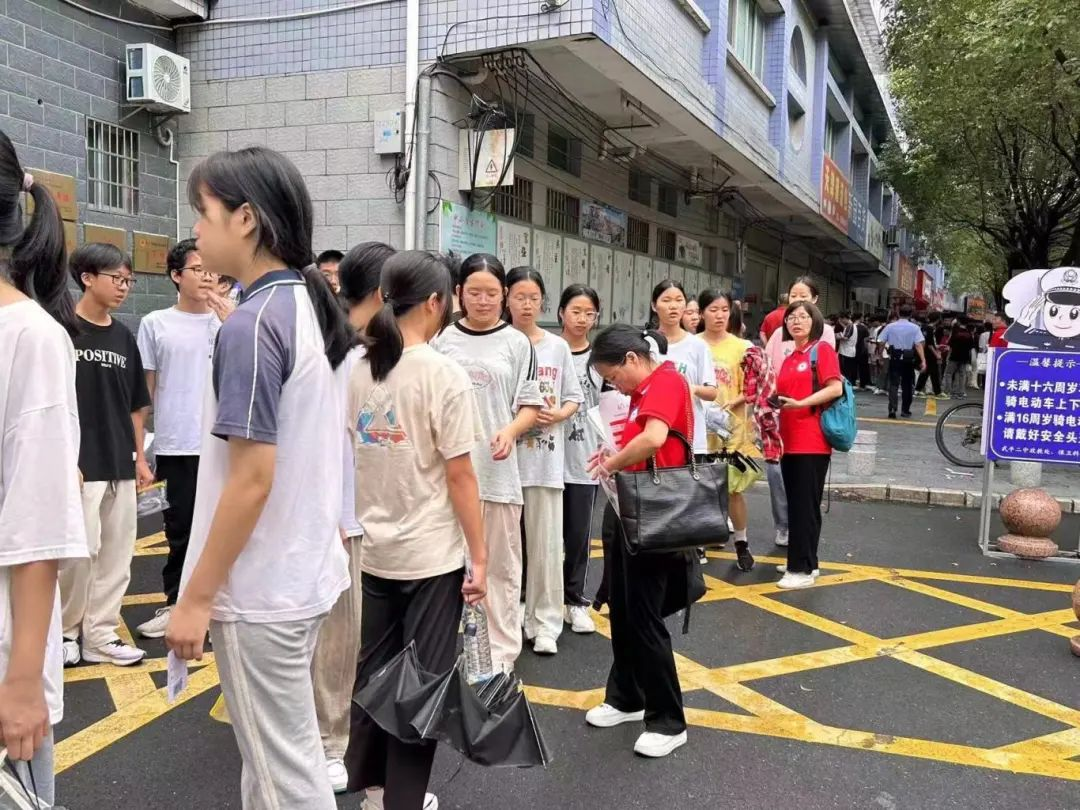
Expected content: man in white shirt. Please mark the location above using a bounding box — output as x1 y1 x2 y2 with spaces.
135 240 221 638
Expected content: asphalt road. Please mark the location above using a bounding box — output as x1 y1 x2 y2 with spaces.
53 489 1080 810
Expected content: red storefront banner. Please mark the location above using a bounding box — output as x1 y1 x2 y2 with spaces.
820 156 851 233
915 269 932 305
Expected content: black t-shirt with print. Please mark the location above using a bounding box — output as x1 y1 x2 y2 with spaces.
74 316 152 482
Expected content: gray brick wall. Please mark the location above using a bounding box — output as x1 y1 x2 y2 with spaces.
2 0 181 325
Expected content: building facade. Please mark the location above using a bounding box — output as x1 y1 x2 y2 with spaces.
8 0 923 329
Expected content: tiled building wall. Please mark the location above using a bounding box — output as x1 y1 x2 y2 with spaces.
1 0 184 328
780 1 818 207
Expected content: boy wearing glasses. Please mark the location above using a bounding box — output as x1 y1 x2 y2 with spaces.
61 243 152 666
135 239 222 639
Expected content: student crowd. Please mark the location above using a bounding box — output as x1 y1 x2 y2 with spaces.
0 140 847 810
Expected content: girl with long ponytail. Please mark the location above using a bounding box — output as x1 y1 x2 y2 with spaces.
345 251 487 809
166 147 353 809
0 130 87 805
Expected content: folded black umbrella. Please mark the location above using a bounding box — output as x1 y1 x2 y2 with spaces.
411 665 551 769
353 642 551 769
352 643 446 745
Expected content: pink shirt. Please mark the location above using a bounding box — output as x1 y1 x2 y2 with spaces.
765 322 836 376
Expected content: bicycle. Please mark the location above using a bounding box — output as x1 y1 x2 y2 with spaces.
935 401 985 468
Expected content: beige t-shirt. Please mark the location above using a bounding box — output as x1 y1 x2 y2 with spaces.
348 343 481 580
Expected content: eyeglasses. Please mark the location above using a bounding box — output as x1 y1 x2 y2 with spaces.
463 289 502 301
99 272 136 290
785 313 812 323
566 309 598 322
510 294 542 305
184 266 219 281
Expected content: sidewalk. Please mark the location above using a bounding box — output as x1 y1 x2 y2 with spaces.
818 386 1080 511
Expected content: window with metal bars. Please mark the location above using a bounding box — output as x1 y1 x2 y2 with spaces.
627 216 650 253
87 119 140 215
491 176 534 222
657 184 679 218
655 227 677 261
546 188 580 235
628 170 652 206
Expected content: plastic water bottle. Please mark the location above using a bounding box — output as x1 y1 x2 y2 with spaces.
462 604 494 685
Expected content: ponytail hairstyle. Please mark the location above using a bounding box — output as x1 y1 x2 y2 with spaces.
0 130 77 337
364 250 453 381
557 283 601 324
457 252 506 318
505 265 546 323
339 241 395 307
646 278 687 329
187 147 355 369
589 323 668 368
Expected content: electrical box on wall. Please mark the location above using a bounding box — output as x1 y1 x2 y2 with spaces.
373 110 404 155
458 128 516 192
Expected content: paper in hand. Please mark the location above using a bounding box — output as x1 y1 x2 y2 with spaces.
167 650 188 703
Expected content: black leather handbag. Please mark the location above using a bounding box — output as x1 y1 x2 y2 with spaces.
614 383 731 556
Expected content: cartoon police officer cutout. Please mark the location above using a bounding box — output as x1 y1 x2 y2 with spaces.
1002 267 1080 352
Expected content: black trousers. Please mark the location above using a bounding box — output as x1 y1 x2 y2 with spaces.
345 569 464 810
887 357 917 415
155 455 199 605
563 484 596 606
601 506 686 736
781 454 831 574
916 350 942 395
840 355 859 384
856 353 872 388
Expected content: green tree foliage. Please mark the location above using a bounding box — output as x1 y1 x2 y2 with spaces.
883 0 1080 277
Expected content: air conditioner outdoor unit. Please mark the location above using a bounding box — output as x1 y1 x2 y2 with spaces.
885 227 900 247
125 43 190 114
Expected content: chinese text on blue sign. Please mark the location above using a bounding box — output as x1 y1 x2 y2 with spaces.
986 349 1080 464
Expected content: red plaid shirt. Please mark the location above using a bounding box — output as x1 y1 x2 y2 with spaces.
741 345 783 462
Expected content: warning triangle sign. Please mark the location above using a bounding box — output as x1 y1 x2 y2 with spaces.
486 159 498 174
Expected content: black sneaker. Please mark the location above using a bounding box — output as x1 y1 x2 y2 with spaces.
901 411 913 418
735 541 754 572
888 412 897 419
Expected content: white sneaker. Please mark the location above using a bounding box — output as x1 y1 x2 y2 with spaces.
363 787 438 810
136 605 172 639
775 529 789 547
775 565 820 577
326 758 348 794
62 637 81 667
81 639 146 666
776 572 816 590
634 730 688 758
533 635 558 655
565 605 596 634
586 703 645 728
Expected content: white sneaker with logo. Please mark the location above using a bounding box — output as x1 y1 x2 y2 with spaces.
533 635 557 655
326 758 348 794
565 605 596 634
82 639 146 666
775 565 820 578
775 529 789 547
136 605 172 639
62 637 81 667
776 572 816 590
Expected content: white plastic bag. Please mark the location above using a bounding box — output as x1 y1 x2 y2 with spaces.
136 481 169 517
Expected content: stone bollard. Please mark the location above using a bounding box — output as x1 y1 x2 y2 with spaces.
1072 581 1080 658
996 488 1060 560
847 430 877 477
1010 461 1043 488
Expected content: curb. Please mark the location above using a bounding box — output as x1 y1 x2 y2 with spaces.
822 482 1078 513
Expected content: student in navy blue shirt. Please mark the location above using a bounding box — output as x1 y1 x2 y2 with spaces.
878 305 926 419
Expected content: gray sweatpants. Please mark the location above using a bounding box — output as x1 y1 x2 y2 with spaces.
1 730 54 808
767 462 788 532
211 616 334 810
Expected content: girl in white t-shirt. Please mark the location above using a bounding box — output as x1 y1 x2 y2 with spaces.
650 279 717 455
346 251 487 810
0 132 87 806
506 268 584 656
558 284 603 635
433 254 543 670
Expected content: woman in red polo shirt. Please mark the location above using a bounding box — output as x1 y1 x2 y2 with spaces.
775 302 844 590
583 324 693 760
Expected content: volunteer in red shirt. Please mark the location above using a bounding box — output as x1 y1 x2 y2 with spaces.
759 295 789 343
775 302 844 590
583 324 692 760
989 312 1009 348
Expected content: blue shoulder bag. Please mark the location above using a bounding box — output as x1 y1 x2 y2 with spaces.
810 344 858 452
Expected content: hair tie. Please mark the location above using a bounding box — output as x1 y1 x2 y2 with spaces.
22 173 33 192
383 296 394 307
